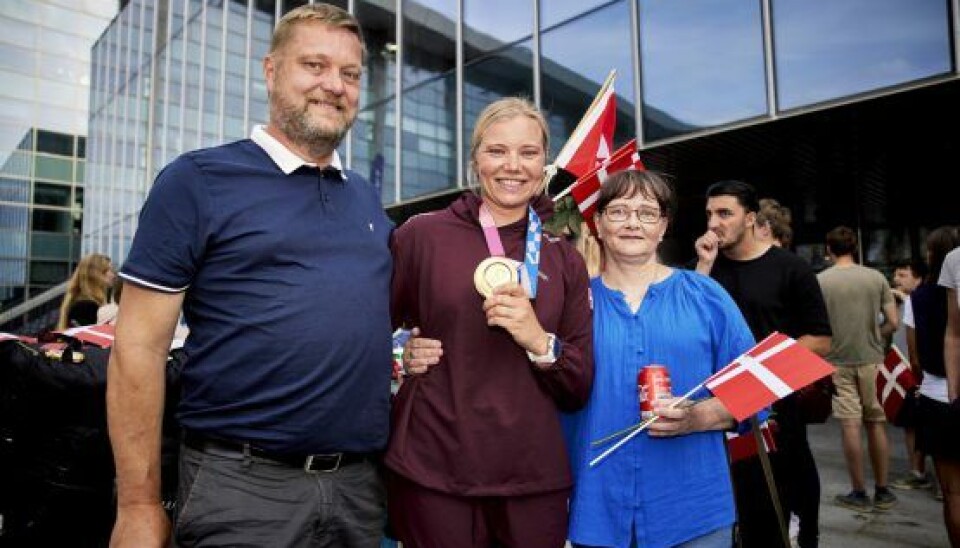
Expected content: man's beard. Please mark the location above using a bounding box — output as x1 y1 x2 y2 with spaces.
717 226 745 251
272 94 354 158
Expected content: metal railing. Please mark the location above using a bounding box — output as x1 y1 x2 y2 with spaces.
0 282 67 335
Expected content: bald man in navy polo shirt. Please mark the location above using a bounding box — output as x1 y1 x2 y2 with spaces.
107 5 393 547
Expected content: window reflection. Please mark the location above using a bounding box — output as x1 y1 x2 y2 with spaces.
354 0 397 202
181 0 204 152
352 98 396 204
638 0 767 141
249 6 272 127
0 178 30 204
357 0 397 106
464 41 535 172
282 0 309 13
460 0 535 188
541 0 614 29
772 0 952 110
401 72 456 198
403 0 455 88
399 0 456 197
464 0 532 62
541 0 635 160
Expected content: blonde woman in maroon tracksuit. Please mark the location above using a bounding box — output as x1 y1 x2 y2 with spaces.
386 97 594 548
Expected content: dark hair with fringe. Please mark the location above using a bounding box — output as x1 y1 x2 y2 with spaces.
705 180 759 213
596 170 676 222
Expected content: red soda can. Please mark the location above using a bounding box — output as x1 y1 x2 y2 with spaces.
638 365 672 420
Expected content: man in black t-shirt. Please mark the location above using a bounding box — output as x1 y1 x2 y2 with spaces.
695 180 832 548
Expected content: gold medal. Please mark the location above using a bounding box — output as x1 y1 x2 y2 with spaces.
474 256 521 298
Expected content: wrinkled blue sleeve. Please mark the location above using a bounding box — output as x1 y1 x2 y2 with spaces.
699 274 770 431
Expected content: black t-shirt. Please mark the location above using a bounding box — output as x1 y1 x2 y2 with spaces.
710 246 832 342
66 299 99 327
710 246 832 445
911 282 947 377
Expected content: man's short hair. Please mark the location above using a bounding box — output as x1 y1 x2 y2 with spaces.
705 180 759 213
893 259 927 280
270 3 366 58
826 226 858 257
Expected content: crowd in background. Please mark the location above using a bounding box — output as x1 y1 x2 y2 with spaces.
1 3 958 547
4 208 956 548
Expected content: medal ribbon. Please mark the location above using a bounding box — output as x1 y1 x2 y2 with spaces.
478 204 542 298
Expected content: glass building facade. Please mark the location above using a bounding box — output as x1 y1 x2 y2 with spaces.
0 1 116 314
82 0 959 268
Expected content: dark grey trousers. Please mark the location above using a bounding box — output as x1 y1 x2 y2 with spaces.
173 443 386 547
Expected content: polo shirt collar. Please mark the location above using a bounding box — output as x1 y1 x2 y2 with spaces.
251 125 347 180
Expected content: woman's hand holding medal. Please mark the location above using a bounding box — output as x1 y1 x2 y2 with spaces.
482 282 551 367
401 327 443 376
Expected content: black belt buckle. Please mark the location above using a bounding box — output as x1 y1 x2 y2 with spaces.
304 453 343 473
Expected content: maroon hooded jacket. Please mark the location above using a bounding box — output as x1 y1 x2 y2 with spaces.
386 191 594 496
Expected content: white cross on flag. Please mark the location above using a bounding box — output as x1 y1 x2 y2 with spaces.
58 324 116 348
569 139 644 234
705 332 835 422
554 80 617 179
875 345 917 422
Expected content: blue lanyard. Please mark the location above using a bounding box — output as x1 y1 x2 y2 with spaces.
478 204 542 298
522 207 542 298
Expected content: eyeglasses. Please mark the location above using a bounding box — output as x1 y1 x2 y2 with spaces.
601 206 663 224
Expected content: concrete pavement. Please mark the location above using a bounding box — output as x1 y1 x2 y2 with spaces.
809 417 948 547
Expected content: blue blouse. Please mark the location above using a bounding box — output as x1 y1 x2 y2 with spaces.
564 270 756 548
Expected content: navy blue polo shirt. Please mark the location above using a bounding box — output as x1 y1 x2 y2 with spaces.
121 136 393 454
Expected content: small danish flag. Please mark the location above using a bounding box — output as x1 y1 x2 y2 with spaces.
58 324 116 348
705 332 835 422
876 345 917 422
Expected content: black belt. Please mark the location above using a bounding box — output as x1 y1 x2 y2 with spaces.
183 430 374 473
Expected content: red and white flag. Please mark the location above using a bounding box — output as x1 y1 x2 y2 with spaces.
705 332 835 422
569 139 645 234
876 345 917 422
726 420 777 462
58 324 116 348
554 78 617 179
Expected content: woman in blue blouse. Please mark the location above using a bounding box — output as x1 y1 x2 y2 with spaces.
565 170 756 548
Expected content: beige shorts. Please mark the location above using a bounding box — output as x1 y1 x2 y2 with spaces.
832 364 886 422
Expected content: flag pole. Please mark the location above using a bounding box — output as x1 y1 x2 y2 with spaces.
751 417 791 548
592 381 705 447
551 172 583 202
553 136 638 203
589 382 703 468
545 69 617 197
558 69 617 161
